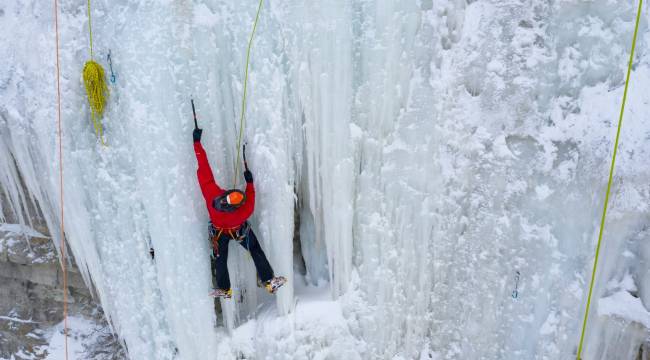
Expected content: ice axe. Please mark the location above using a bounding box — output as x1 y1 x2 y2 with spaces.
191 98 198 130
243 143 249 171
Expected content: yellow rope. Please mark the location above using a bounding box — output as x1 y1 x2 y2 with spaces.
576 1 643 358
87 0 94 59
82 0 108 145
233 0 264 187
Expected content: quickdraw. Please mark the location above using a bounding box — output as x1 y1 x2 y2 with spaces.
107 49 116 83
512 271 520 299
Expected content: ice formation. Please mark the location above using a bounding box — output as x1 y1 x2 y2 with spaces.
1 0 649 359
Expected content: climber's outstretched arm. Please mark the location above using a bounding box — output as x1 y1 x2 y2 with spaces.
193 130 223 201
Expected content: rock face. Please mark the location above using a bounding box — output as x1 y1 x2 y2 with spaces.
1 187 126 359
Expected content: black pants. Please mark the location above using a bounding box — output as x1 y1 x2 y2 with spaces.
211 227 274 290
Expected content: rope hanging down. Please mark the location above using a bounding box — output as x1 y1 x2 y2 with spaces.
87 0 94 58
576 1 643 358
82 0 109 145
54 0 69 359
233 0 264 187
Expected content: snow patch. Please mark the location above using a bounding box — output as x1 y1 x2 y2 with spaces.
599 291 650 329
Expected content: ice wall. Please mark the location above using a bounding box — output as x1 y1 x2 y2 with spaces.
346 1 650 359
1 0 650 359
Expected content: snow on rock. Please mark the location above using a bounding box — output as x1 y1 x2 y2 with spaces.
44 316 125 360
0 223 47 238
599 291 650 329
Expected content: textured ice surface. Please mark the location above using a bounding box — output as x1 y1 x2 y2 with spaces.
1 0 649 359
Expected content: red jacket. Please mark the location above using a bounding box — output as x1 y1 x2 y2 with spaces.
194 142 255 229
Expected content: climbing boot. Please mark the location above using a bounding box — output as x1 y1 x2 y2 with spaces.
208 288 232 298
264 276 287 294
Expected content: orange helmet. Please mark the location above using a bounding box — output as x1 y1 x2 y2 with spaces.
213 189 246 212
226 191 244 206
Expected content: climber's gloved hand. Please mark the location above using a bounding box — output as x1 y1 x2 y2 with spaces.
193 128 203 142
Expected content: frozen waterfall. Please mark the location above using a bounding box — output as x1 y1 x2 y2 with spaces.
1 0 649 359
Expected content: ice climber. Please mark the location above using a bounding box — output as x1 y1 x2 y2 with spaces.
193 127 286 298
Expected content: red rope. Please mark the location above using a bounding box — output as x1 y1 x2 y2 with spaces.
54 1 69 358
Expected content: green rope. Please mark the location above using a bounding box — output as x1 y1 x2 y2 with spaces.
87 0 94 59
576 1 643 358
233 0 264 188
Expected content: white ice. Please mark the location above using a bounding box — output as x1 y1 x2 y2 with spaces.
1 0 649 359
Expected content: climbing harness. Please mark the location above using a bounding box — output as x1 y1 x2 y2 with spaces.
107 50 116 83
233 0 264 187
576 1 643 359
53 0 69 358
82 0 109 145
512 271 520 299
209 222 251 258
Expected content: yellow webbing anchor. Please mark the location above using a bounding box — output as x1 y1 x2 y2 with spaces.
576 1 643 358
